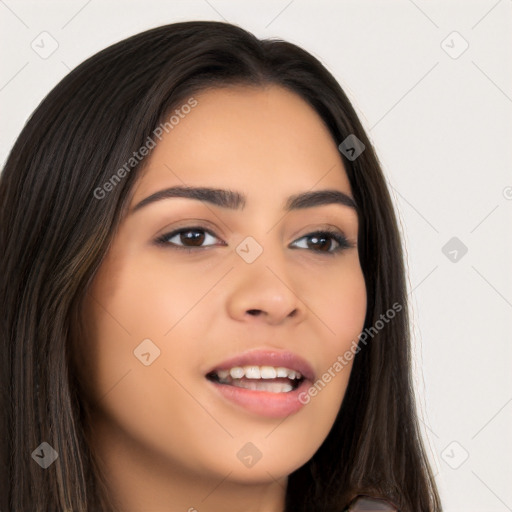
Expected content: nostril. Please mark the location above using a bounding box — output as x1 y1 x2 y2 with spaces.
246 309 262 316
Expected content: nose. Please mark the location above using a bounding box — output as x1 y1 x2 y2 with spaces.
225 248 305 326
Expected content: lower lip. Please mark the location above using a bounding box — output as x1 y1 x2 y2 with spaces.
207 378 311 418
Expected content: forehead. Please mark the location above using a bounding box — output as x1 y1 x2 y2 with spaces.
131 85 352 204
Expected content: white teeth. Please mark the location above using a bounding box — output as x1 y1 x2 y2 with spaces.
260 366 277 379
276 367 288 378
231 379 294 393
229 367 244 379
220 365 303 380
212 365 304 392
244 366 261 379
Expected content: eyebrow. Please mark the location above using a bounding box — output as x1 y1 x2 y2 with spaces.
130 186 357 214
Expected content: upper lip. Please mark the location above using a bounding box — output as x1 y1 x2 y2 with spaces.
205 349 315 382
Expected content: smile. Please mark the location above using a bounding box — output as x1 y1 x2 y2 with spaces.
207 365 304 393
205 350 315 418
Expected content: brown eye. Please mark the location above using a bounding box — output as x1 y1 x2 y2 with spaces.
307 234 334 252
180 229 206 246
290 230 352 254
156 227 221 249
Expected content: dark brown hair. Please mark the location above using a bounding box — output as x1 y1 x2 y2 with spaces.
0 20 442 511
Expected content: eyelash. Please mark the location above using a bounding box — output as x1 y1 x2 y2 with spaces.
154 226 354 255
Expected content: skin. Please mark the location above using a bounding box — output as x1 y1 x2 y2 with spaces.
78 85 367 512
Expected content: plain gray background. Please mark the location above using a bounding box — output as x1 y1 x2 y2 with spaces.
1 1 511 510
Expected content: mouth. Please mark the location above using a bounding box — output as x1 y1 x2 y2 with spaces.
206 365 305 393
204 350 315 418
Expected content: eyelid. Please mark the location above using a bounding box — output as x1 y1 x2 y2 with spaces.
154 217 225 242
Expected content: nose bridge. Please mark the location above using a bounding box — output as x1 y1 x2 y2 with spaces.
226 232 303 324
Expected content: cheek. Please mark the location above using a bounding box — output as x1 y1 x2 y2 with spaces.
325 275 366 335
307 256 367 350
300 258 366 413
90 252 215 340
81 257 226 475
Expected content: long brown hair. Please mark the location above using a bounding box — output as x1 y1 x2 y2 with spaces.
0 21 442 511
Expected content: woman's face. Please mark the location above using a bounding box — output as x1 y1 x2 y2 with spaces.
81 85 366 491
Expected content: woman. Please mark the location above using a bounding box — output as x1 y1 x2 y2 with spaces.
0 21 442 511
